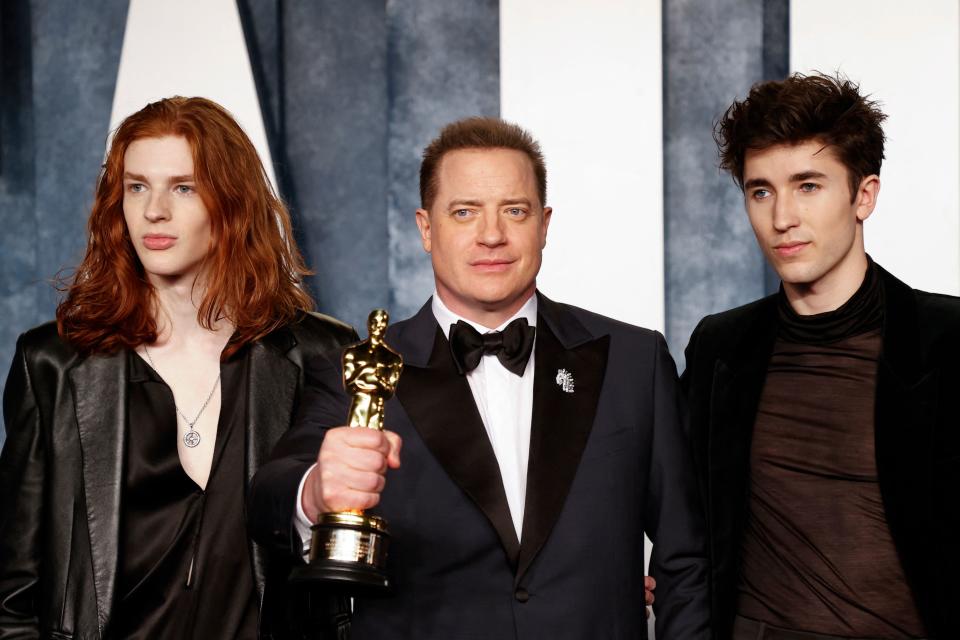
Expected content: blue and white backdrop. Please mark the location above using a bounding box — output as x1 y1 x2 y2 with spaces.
2 2 959 588
2 1 959 630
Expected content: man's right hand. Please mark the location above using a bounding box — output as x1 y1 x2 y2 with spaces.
302 426 402 522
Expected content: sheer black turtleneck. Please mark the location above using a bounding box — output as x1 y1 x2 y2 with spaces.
736 259 926 638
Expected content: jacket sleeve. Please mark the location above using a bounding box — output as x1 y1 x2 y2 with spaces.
247 348 352 556
0 335 44 638
646 331 712 639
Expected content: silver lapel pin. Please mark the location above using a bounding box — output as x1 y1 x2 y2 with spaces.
555 368 575 393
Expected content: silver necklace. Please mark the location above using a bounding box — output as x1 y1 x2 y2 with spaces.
143 345 221 448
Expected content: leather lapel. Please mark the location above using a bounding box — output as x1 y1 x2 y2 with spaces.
517 312 608 581
246 329 301 597
396 322 521 566
708 296 778 568
70 351 127 633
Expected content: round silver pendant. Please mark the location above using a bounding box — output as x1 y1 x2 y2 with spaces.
183 430 201 448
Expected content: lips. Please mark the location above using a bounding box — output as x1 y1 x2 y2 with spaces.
774 241 809 257
143 235 176 250
471 258 514 272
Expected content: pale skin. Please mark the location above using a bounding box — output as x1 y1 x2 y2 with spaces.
742 139 880 315
123 135 234 490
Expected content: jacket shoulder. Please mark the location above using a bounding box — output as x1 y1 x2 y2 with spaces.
552 301 661 341
15 321 78 369
914 289 960 323
691 295 778 344
287 312 358 355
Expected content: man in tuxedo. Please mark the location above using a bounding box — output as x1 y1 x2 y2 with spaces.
682 73 960 639
249 117 710 638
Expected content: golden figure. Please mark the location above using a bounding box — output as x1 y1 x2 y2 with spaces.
343 309 403 430
292 308 402 593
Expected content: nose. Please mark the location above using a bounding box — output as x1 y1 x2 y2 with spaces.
144 190 171 222
771 193 800 233
477 210 506 247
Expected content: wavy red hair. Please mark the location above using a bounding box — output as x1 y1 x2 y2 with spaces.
57 96 313 357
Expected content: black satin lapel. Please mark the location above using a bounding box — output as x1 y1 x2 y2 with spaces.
397 328 521 565
246 340 300 596
69 352 127 632
517 324 609 581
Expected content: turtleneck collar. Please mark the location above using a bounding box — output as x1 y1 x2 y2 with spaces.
778 256 883 344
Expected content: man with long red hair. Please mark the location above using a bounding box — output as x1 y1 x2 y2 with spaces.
0 97 355 638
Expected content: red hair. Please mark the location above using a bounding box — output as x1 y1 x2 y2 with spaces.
57 96 314 358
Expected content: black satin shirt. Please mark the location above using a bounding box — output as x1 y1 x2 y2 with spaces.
109 349 258 639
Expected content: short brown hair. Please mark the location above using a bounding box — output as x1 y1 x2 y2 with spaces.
57 96 313 358
715 72 886 201
419 117 547 209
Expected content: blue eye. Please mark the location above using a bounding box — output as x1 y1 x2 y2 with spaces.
128 183 145 193
175 184 194 194
452 209 472 218
799 182 819 192
752 189 770 200
506 207 525 217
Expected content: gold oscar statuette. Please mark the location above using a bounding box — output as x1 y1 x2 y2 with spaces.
290 309 402 594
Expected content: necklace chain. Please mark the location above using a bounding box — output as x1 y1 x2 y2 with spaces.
143 345 221 448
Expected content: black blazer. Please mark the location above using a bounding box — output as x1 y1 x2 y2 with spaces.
681 265 960 639
0 313 356 640
249 293 710 639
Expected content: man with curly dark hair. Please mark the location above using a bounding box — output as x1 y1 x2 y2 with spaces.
683 73 959 639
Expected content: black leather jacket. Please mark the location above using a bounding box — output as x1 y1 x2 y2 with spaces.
0 313 356 639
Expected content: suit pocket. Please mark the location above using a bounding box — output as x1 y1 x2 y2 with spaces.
48 633 73 640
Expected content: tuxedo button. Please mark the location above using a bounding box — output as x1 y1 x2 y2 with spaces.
514 588 530 603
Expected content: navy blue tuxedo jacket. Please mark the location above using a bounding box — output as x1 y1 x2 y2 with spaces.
249 293 710 639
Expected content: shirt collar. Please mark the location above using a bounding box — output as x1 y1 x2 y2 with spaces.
431 291 538 340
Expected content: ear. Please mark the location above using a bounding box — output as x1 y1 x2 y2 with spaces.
415 208 432 252
854 174 880 222
540 206 553 248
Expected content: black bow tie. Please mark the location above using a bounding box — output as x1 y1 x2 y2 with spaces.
449 318 536 376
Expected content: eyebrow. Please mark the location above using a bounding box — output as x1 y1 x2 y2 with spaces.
789 170 827 182
743 177 772 191
122 172 196 183
446 198 534 208
447 199 484 208
742 171 828 190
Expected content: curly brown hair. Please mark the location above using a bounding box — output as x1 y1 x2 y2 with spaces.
715 72 887 202
57 96 313 358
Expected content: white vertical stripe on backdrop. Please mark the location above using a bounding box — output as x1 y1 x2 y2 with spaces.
792 0 960 295
499 0 665 333
500 1 664 631
108 0 276 189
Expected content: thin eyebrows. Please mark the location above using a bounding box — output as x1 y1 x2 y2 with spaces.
122 172 195 183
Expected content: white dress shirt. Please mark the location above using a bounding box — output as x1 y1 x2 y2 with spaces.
432 292 537 538
294 292 538 546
